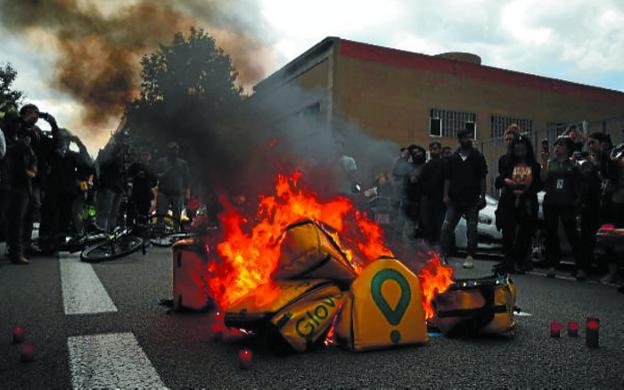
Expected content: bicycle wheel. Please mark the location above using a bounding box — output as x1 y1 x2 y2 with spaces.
146 214 184 247
81 235 144 262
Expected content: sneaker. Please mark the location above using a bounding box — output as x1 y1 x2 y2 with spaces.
600 273 618 285
10 256 29 265
576 270 588 281
546 267 556 278
462 256 474 269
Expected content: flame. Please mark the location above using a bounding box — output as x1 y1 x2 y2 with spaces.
204 170 454 317
417 252 455 320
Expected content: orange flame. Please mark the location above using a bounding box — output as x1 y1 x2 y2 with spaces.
205 170 454 316
417 251 455 319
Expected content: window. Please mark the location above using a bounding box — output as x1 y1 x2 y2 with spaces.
429 108 477 138
491 115 533 143
429 117 442 137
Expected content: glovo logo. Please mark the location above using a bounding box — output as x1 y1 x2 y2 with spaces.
370 269 412 344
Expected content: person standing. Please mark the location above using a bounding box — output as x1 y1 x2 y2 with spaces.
127 149 156 226
494 124 521 191
494 135 542 274
391 147 412 240
603 143 624 286
156 142 190 222
406 144 427 239
95 135 128 232
419 142 446 248
18 104 57 255
42 129 93 251
5 129 37 264
540 137 582 278
441 129 488 268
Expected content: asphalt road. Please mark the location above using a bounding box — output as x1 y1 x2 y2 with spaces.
1 245 623 388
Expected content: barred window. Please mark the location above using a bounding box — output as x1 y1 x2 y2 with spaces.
491 115 533 142
429 108 477 138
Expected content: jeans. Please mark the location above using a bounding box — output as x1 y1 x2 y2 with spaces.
7 189 30 259
421 196 445 246
543 204 581 269
580 205 600 273
95 189 122 232
441 201 479 257
501 203 536 270
157 192 183 222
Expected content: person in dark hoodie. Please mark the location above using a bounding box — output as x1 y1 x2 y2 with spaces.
540 136 582 278
494 134 542 274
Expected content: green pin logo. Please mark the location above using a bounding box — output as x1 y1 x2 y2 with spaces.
370 269 412 344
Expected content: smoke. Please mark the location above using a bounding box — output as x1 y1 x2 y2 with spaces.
0 0 273 130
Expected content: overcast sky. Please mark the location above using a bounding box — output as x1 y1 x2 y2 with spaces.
1 0 623 152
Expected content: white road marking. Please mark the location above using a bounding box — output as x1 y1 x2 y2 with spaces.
59 253 118 315
67 332 166 389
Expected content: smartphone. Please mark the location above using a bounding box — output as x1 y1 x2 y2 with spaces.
542 139 549 154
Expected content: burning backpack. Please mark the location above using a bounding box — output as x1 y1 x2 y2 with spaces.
171 238 214 311
335 257 428 351
272 220 357 283
431 274 516 337
225 279 343 352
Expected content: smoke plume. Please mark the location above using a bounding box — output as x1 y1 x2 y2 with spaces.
0 0 273 129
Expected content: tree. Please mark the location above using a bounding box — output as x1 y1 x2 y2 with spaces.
124 28 248 198
0 62 23 114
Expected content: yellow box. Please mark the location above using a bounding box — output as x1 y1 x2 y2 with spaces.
335 257 428 351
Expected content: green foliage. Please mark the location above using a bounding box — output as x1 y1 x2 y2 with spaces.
0 62 23 115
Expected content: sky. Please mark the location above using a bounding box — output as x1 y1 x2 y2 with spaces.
1 0 623 153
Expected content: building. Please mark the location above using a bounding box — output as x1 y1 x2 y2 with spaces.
250 37 624 191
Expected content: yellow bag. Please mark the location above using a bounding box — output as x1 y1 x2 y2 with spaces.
432 274 516 336
335 257 428 351
171 238 213 311
273 220 357 283
225 279 343 351
270 284 343 352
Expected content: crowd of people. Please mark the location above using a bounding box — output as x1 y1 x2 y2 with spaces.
1 105 622 292
0 104 191 265
386 124 623 289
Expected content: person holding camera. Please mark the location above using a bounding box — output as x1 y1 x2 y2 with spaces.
18 104 58 255
3 113 38 264
440 129 488 268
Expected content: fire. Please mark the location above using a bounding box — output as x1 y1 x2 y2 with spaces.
417 251 455 319
205 170 454 318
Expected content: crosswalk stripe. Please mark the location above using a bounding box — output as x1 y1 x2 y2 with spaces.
59 254 118 315
67 332 166 389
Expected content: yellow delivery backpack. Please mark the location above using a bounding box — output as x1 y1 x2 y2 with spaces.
432 274 516 336
225 279 343 352
273 220 357 283
335 257 428 351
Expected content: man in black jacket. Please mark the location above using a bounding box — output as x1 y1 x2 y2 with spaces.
4 128 37 264
420 142 446 247
440 129 488 268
